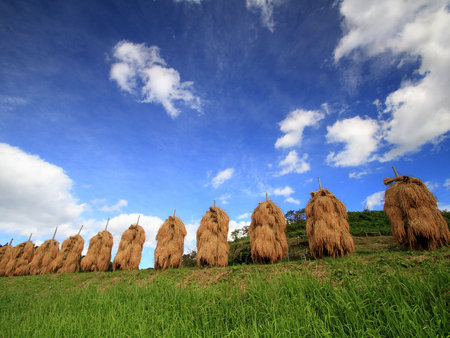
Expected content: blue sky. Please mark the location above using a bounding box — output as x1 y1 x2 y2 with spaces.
1 0 449 268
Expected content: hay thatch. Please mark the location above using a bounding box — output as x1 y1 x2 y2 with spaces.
50 235 84 274
80 230 113 272
154 215 186 270
29 239 60 275
0 244 15 277
196 206 230 267
305 189 355 258
249 199 288 264
113 224 145 271
4 240 35 276
384 175 449 250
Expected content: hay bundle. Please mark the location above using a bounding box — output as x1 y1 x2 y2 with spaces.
196 204 230 267
4 239 35 276
154 214 186 270
0 241 15 277
384 173 449 250
249 198 288 264
80 230 113 272
305 188 354 258
50 229 84 274
29 239 60 275
113 221 145 271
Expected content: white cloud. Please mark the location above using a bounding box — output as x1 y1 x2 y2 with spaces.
0 143 84 240
326 116 380 167
246 0 283 32
438 202 450 211
110 40 201 118
444 178 450 190
228 220 250 241
425 181 439 192
335 1 450 160
285 197 300 205
273 186 294 197
217 194 231 205
363 191 384 210
349 170 368 179
99 199 128 212
237 212 251 220
278 150 310 175
212 168 235 188
275 109 325 149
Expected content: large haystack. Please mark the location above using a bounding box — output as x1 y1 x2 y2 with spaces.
4 240 35 276
50 234 84 274
0 243 15 277
305 188 354 258
154 215 186 270
113 224 145 271
29 239 60 275
249 199 288 264
384 174 449 250
196 205 230 267
80 230 113 272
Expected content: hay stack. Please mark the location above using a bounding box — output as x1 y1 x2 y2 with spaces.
154 213 186 270
50 229 84 274
29 239 60 275
0 241 14 277
113 220 145 271
249 197 288 264
4 238 35 276
196 204 230 267
305 188 354 258
384 173 449 250
80 230 113 272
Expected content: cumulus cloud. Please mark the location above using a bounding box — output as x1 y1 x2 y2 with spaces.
326 116 380 167
99 199 128 212
273 186 294 197
285 197 300 205
335 0 450 160
275 109 324 149
363 191 384 210
237 212 251 220
278 150 310 175
246 0 283 32
438 202 450 211
228 220 250 241
211 168 235 188
0 143 84 240
110 40 201 118
349 170 368 179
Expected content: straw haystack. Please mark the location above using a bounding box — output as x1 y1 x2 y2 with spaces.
81 230 113 272
29 239 60 275
196 205 230 267
154 214 186 270
0 243 15 277
113 222 145 271
384 173 449 250
50 233 84 274
4 240 35 276
305 188 354 258
249 198 288 264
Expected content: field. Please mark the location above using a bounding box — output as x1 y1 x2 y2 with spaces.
1 235 448 336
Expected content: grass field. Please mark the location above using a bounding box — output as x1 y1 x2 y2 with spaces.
1 236 448 337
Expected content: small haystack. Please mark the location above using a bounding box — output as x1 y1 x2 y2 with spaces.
113 216 146 271
29 228 60 275
4 234 35 276
305 179 354 258
384 168 449 250
196 202 230 267
50 226 85 274
154 211 187 270
81 219 114 272
249 194 288 264
0 239 14 277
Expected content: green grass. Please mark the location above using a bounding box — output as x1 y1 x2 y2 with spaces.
1 238 448 337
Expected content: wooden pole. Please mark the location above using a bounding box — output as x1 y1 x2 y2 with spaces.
173 209 176 218
318 177 322 190
136 215 140 226
9 238 13 246
392 166 399 177
214 200 216 208
52 227 58 240
78 225 84 235
105 218 110 231
266 192 268 201
28 233 32 241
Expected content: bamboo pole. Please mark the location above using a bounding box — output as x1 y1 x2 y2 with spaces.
266 192 268 201
77 225 84 235
105 218 110 231
392 166 399 177
318 177 322 190
136 215 140 226
9 238 13 246
173 210 176 218
214 200 216 208
28 233 32 241
52 227 58 240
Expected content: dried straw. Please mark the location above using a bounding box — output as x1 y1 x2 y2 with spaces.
249 199 288 264
305 188 355 258
4 240 35 276
80 230 113 272
50 235 84 273
29 239 60 275
113 224 145 271
384 175 449 250
154 215 186 270
0 244 15 277
196 205 230 267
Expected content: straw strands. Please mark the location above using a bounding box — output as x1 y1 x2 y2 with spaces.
29 239 60 275
113 224 145 271
384 175 449 250
249 199 288 264
50 235 84 274
0 244 15 277
196 205 230 267
154 215 187 270
81 230 113 272
4 240 35 276
305 188 354 258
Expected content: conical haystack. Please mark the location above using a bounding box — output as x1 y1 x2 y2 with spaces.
196 205 230 267
305 188 354 258
113 224 145 271
249 199 288 264
50 234 84 273
384 174 449 250
154 215 186 270
4 240 35 276
29 239 60 275
80 230 113 272
0 243 15 277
